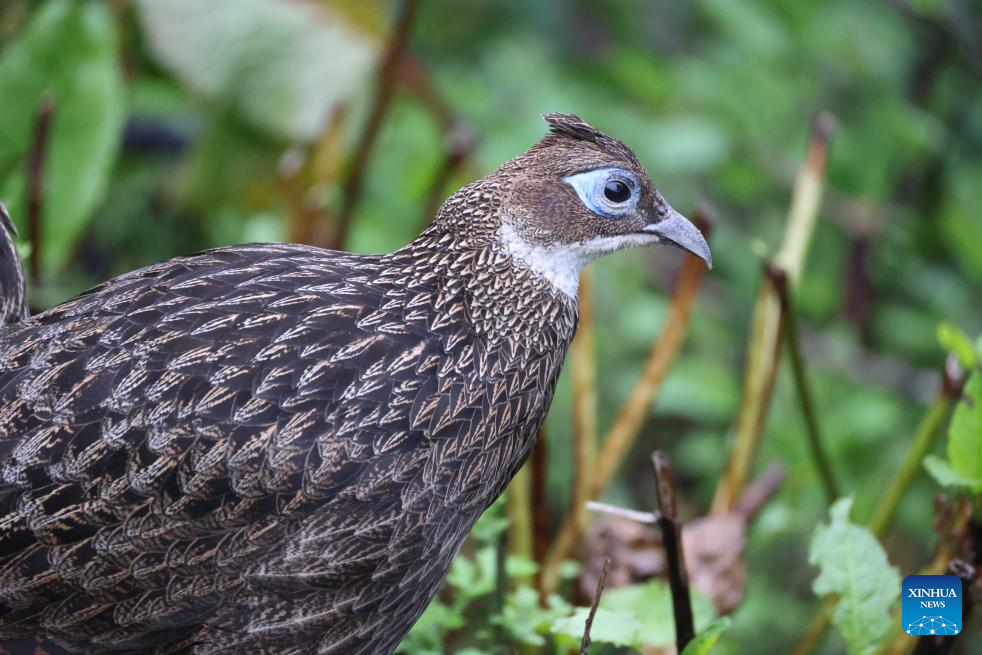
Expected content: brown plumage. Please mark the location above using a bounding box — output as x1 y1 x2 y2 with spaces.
0 203 28 327
0 114 710 654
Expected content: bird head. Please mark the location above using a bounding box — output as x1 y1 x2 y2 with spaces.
491 113 711 297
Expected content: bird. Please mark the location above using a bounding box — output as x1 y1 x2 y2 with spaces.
0 203 28 327
0 113 711 655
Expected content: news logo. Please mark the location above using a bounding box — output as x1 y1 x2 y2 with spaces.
902 575 961 636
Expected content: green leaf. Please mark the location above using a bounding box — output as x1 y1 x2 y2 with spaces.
808 498 901 655
947 372 982 487
551 579 717 650
397 599 464 654
922 371 982 493
557 559 582 581
681 616 732 655
937 323 979 369
504 555 539 579
551 607 642 649
696 0 788 57
445 545 497 601
641 116 730 173
495 586 570 647
601 579 718 647
445 549 477 591
134 0 380 142
924 455 982 493
0 0 124 273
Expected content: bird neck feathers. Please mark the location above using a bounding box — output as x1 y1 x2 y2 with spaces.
414 180 592 302
495 217 588 299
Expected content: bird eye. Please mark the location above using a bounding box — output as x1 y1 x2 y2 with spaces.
564 167 640 219
604 180 631 203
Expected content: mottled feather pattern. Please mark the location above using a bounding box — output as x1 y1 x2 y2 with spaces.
0 113 692 655
0 184 577 653
0 203 28 326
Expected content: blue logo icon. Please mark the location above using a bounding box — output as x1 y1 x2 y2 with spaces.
902 575 961 636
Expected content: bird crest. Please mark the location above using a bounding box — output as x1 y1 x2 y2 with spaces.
540 112 642 169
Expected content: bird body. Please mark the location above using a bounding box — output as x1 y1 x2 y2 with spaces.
0 115 710 654
0 204 28 327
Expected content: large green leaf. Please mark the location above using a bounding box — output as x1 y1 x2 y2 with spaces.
808 498 900 655
924 371 982 493
0 0 124 273
923 455 982 493
947 371 982 486
551 579 717 650
134 0 380 142
551 607 642 650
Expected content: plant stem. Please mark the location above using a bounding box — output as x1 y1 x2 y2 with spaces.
396 57 479 224
332 0 420 250
733 463 787 520
579 557 610 655
507 466 534 578
531 426 551 581
789 601 835 655
420 122 475 227
712 113 835 515
867 393 955 538
571 267 598 547
651 451 695 652
585 500 656 523
27 92 53 283
767 264 839 504
493 524 508 646
280 105 348 245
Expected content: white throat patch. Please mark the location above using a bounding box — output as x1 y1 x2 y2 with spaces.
497 219 659 299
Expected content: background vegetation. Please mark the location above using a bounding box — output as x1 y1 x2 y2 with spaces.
0 0 980 653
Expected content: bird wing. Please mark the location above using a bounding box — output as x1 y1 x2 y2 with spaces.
0 243 440 650
0 203 28 326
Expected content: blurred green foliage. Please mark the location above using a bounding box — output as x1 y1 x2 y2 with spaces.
400 499 721 653
550 576 718 650
0 0 122 273
809 498 901 655
0 0 980 652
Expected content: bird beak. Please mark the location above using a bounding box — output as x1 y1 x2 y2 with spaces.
642 209 712 269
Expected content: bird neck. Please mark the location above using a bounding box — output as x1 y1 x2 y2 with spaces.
408 177 592 301
395 217 579 356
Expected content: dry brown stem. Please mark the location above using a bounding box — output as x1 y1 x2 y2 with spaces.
711 113 835 514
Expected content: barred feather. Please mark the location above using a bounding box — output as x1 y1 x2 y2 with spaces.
0 201 575 654
0 113 690 654
0 203 28 326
